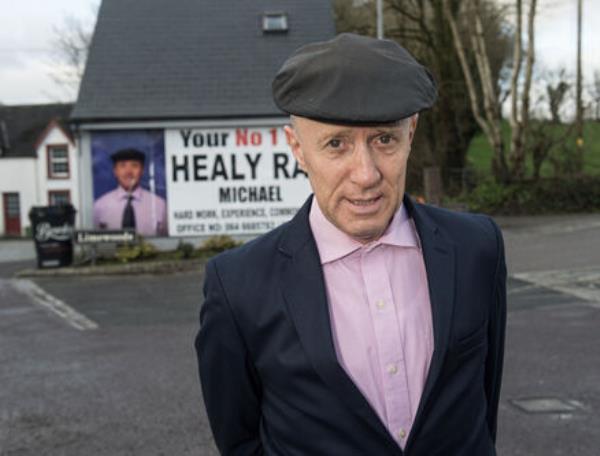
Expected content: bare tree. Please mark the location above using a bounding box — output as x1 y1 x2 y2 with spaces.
543 68 571 124
443 0 538 183
335 0 513 192
590 70 600 121
334 0 374 36
508 0 537 180
575 0 583 139
49 5 98 99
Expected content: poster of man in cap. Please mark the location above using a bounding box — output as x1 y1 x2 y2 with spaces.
92 130 168 237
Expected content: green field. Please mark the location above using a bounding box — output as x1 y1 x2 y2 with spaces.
467 120 600 178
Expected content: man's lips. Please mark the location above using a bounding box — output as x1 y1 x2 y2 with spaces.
348 196 381 206
345 195 383 213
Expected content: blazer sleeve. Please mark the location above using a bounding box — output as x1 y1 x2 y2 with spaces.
484 217 507 442
195 259 263 456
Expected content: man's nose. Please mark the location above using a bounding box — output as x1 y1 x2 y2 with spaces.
350 143 381 188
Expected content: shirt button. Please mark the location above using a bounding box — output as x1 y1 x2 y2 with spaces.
376 300 385 309
387 364 398 375
398 429 407 439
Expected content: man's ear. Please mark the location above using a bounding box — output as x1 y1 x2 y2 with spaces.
407 114 419 144
284 125 306 170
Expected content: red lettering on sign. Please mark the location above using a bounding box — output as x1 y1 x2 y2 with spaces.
270 128 278 146
236 129 263 146
250 132 262 146
236 129 248 146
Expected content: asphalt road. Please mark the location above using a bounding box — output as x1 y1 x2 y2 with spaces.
0 213 599 455
0 271 216 456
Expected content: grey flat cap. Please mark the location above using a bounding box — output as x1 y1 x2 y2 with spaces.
272 33 437 124
111 148 146 164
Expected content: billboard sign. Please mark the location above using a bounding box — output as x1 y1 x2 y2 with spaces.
164 126 311 236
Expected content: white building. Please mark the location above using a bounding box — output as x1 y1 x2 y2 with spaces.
0 104 81 236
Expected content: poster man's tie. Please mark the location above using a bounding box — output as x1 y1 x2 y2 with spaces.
122 195 136 229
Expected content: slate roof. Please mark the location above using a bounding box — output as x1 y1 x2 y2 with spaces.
72 0 336 122
0 104 73 158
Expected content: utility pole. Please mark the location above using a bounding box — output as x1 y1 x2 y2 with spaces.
377 0 384 39
576 0 584 158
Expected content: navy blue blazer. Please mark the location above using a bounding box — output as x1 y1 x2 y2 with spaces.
195 195 506 455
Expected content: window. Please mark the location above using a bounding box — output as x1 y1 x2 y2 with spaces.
262 13 288 33
48 190 71 206
47 144 70 179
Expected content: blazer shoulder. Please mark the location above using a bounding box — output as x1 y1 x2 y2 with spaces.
207 221 289 282
416 204 503 257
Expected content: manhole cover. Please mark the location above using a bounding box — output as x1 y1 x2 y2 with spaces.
510 397 583 414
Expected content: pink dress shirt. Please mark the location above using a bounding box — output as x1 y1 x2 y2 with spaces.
309 200 434 449
93 185 168 237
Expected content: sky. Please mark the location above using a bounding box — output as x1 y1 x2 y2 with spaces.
0 0 598 106
535 0 598 78
0 0 98 104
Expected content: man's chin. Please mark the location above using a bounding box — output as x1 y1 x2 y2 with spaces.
344 222 387 244
119 182 139 190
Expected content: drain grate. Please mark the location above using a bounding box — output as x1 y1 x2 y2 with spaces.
509 397 584 414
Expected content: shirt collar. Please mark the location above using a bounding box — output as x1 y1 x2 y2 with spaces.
117 185 142 199
309 197 420 265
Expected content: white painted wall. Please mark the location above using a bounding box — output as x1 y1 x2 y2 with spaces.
0 158 37 235
36 126 82 227
0 124 81 236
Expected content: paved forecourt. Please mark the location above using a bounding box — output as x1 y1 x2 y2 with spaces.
0 213 599 455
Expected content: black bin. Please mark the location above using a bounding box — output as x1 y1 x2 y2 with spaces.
29 205 77 268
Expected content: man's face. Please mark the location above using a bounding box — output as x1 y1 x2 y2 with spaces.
285 115 417 243
113 159 144 191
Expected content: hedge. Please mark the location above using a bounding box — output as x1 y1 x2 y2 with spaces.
463 177 600 215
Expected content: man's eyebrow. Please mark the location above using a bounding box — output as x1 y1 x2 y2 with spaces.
316 128 354 143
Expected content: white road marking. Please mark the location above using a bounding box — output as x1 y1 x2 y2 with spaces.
10 279 98 331
507 283 543 295
513 267 600 308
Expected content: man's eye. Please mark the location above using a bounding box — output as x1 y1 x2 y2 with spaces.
378 134 394 145
327 138 342 148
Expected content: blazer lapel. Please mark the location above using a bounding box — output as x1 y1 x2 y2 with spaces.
403 196 456 451
279 196 401 454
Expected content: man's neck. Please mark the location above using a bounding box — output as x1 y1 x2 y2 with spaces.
120 184 139 193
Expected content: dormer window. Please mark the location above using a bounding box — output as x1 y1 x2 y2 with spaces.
262 13 288 33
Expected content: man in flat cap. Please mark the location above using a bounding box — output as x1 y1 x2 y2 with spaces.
93 148 167 236
196 33 506 455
